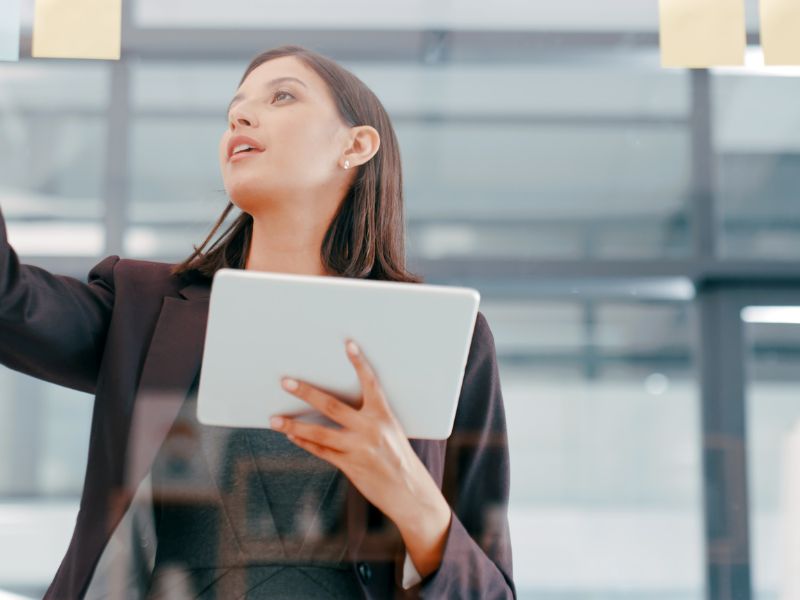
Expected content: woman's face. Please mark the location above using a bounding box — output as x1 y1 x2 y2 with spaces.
218 56 353 214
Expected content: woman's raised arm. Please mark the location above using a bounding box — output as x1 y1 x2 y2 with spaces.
0 204 119 394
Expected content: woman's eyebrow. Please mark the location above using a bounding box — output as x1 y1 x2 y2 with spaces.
226 76 308 114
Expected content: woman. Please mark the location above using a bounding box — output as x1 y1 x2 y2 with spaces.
0 45 514 598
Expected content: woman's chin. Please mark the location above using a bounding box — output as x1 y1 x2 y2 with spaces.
225 184 271 211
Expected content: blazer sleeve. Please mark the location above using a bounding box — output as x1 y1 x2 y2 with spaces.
414 311 516 598
0 204 119 395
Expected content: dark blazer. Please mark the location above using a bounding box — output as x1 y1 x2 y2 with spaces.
0 207 515 599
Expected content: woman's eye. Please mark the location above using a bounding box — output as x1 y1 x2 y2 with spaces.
273 90 294 102
225 90 294 120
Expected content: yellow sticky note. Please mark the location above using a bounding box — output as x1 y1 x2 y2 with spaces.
761 0 800 65
659 0 746 67
32 0 121 60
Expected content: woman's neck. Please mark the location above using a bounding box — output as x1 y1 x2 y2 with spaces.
245 211 330 276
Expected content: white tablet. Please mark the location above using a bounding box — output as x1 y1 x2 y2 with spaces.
196 268 480 440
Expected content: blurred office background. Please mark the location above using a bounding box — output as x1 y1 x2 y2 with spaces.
1 0 799 598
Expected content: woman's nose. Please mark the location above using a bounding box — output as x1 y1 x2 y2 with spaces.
230 115 252 129
229 104 256 128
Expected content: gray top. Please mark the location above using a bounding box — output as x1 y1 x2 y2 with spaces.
143 370 362 599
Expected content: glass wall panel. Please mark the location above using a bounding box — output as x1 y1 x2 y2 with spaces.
714 74 800 260
131 60 240 112
127 117 229 257
484 297 703 599
3 4 792 597
401 123 690 259
0 368 91 596
745 317 800 600
0 61 108 256
0 369 92 497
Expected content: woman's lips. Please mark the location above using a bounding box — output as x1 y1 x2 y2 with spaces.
229 149 265 163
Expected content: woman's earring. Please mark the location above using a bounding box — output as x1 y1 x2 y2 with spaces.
343 160 350 170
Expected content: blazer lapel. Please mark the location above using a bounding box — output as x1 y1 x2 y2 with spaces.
121 280 211 505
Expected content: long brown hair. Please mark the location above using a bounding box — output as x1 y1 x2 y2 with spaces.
170 45 423 284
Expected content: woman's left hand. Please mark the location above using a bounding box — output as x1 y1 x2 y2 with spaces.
270 338 452 578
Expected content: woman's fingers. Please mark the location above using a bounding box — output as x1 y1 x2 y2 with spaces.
344 339 392 417
270 415 349 453
280 376 361 428
286 433 346 469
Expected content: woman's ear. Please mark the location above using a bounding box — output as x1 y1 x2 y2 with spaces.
344 125 381 168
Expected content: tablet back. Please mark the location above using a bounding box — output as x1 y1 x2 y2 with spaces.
196 269 480 440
